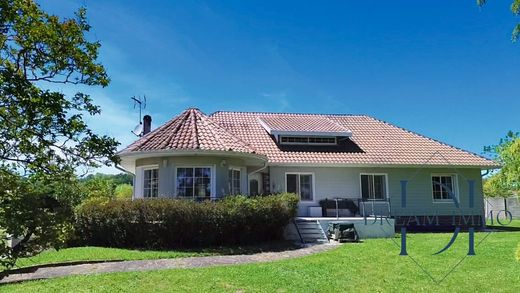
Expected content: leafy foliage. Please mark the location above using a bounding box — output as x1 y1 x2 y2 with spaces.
79 173 133 202
114 184 133 200
0 171 79 270
72 194 299 248
0 0 117 273
478 0 520 41
483 131 520 197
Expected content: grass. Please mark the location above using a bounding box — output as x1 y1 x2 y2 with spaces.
1 221 519 292
11 241 298 270
14 247 216 269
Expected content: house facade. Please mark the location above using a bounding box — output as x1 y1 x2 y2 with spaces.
118 108 498 225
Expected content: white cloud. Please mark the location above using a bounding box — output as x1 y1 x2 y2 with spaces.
261 92 291 112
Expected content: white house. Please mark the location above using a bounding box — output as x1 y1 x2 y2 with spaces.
118 108 498 230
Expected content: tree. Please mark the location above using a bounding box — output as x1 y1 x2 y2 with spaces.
115 184 133 200
478 0 520 41
78 173 133 202
483 131 520 197
0 0 118 272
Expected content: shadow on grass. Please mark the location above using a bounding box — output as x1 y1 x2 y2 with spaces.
1 240 302 281
125 240 303 256
1 259 124 279
484 225 520 232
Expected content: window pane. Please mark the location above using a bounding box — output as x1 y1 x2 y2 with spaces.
300 175 313 201
228 169 241 195
432 175 455 200
361 175 369 199
144 169 158 198
373 175 386 200
177 168 195 197
442 176 453 199
367 175 374 199
286 174 298 194
195 177 210 197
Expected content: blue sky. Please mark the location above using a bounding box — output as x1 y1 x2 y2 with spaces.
38 1 519 173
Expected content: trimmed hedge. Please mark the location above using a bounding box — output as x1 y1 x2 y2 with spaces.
72 193 298 248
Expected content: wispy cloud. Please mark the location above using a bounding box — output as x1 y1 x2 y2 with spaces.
261 92 291 112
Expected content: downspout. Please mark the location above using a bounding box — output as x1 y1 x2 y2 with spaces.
115 164 136 200
481 169 491 227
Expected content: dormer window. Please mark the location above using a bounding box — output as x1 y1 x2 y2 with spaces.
257 116 352 145
280 136 337 145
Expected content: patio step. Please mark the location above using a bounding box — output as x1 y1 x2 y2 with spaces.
294 219 328 244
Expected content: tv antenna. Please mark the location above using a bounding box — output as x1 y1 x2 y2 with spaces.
131 95 147 137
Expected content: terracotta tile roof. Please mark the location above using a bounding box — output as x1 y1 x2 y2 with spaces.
120 108 498 168
119 108 257 155
209 111 499 168
258 116 351 136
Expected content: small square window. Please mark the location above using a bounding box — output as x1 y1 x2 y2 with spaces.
432 175 456 201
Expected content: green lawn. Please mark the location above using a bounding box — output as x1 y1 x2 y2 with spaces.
10 241 298 270
2 222 519 292
14 247 217 269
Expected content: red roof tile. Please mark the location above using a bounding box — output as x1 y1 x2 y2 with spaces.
209 111 498 168
120 108 498 168
258 116 351 136
119 108 257 155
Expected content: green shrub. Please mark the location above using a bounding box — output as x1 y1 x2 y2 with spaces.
114 184 133 200
72 193 298 248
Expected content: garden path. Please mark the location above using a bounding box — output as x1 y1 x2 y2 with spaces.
0 242 339 284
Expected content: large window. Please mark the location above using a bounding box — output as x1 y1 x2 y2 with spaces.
229 168 241 195
432 174 456 201
360 174 387 200
143 168 159 198
176 167 212 198
286 173 313 201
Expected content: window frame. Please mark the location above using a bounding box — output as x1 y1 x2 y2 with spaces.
175 166 215 199
279 136 337 145
359 173 389 201
143 166 159 198
284 172 315 202
431 173 459 203
228 167 241 195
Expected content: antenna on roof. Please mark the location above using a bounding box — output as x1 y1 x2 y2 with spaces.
131 95 147 137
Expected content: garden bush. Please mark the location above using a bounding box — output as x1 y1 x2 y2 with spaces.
72 193 298 248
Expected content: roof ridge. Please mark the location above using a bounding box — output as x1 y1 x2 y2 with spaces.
200 111 227 150
203 113 257 153
130 112 180 151
211 110 368 117
324 116 351 132
191 109 200 149
160 109 189 149
363 115 497 164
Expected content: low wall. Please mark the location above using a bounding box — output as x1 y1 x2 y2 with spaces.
316 218 395 239
485 197 520 219
285 217 395 241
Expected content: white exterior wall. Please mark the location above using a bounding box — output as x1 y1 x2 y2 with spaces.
131 156 484 219
269 166 484 217
134 156 249 199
